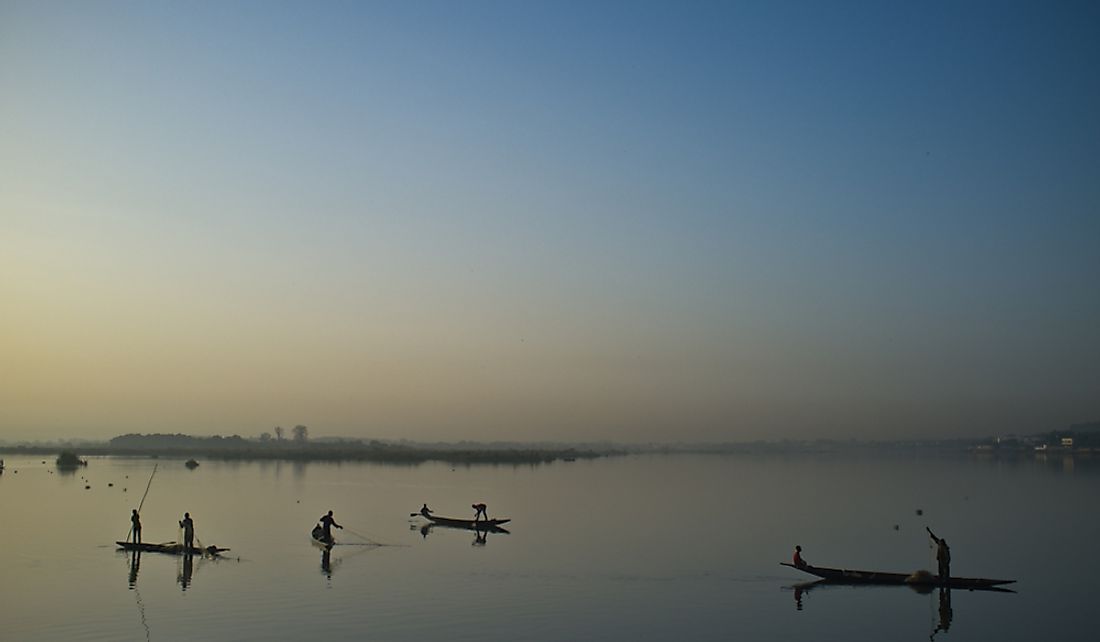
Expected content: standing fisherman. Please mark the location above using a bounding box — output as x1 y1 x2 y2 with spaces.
927 527 951 584
319 510 343 544
472 502 488 522
180 512 195 552
130 509 142 544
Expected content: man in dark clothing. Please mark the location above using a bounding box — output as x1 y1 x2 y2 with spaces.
131 509 142 544
472 503 488 522
319 510 342 543
793 545 807 568
180 512 195 551
927 527 951 583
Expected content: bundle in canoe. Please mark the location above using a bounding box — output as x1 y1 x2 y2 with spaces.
116 541 229 557
780 562 1015 589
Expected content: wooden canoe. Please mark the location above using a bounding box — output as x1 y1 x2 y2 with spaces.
780 562 1015 589
116 541 229 556
311 525 335 547
425 514 511 531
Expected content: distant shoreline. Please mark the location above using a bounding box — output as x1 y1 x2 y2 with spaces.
1 423 1096 464
0 443 613 465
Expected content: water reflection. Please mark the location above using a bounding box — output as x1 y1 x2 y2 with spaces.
787 581 963 638
416 522 507 546
128 551 141 588
178 554 194 590
932 587 953 639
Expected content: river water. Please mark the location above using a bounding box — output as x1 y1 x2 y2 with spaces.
0 452 1096 641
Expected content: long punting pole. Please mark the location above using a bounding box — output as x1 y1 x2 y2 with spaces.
125 464 158 542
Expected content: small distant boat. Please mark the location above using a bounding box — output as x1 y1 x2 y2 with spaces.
424 514 511 531
780 563 1015 589
116 541 230 557
185 459 199 469
311 524 334 548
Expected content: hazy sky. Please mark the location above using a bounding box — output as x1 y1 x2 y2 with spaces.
2 1 1097 443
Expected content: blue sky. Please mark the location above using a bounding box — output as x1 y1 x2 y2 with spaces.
1 1 1097 442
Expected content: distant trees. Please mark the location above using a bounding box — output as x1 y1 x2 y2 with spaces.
292 425 309 443
274 426 284 441
259 432 272 442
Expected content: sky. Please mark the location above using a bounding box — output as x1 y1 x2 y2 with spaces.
1 1 1098 443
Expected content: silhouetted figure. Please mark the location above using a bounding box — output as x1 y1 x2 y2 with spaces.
131 509 142 544
319 510 342 543
793 545 808 568
472 503 488 522
793 585 804 611
420 503 433 518
473 528 488 546
927 527 951 583
321 547 332 576
179 512 194 550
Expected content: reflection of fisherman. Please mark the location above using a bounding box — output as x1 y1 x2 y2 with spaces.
793 545 808 568
472 503 488 522
935 587 953 635
319 510 343 543
926 527 951 583
420 504 433 518
179 553 193 590
131 509 142 544
128 551 141 588
179 513 195 551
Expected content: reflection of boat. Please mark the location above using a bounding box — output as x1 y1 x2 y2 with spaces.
780 563 1015 589
116 541 229 556
424 514 511 531
311 524 334 548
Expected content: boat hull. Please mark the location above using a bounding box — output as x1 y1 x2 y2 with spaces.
116 541 229 556
425 514 511 531
781 563 1015 589
311 525 335 548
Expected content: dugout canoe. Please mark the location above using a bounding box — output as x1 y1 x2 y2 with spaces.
780 562 1015 589
311 525 335 548
425 514 511 531
116 541 229 556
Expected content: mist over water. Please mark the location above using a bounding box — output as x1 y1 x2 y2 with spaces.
1 453 1096 641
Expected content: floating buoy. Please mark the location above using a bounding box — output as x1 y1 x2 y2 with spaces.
915 508 923 516
85 485 91 490
108 483 114 487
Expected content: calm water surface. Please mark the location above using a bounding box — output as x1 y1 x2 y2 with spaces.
1 452 1097 641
